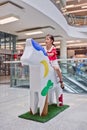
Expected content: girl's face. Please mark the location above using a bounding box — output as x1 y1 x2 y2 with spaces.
45 36 53 46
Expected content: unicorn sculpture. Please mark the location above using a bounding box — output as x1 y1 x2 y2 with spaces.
21 38 63 116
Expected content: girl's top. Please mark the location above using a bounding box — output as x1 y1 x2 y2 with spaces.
47 45 57 61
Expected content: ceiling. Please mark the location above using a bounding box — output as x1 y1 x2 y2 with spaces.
0 0 65 43
0 0 87 50
54 0 87 26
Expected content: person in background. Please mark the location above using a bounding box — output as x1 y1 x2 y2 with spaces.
45 34 64 89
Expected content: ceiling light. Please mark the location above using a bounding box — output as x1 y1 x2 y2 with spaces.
25 31 43 35
67 40 75 43
54 41 60 44
65 3 87 9
75 40 81 42
65 4 74 8
64 8 87 14
0 16 19 24
61 8 67 12
78 0 81 2
66 0 74 1
56 0 60 4
67 43 87 47
81 5 87 9
40 41 60 46
67 40 81 43
40 43 45 46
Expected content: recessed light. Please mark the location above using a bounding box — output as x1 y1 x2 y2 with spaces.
65 4 74 8
56 0 60 4
0 16 19 24
25 31 43 36
81 5 87 9
64 8 87 14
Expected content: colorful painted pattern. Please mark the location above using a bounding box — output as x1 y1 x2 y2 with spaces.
31 39 47 56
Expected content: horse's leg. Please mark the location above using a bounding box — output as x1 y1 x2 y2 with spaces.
48 88 55 105
38 92 48 116
29 66 40 114
30 91 39 114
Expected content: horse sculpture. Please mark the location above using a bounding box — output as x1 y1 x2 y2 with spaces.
21 38 63 116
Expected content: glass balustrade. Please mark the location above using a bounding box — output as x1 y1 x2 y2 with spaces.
9 58 87 94
59 59 87 93
10 63 29 88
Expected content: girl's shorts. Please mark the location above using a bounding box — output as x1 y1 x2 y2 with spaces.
50 59 61 72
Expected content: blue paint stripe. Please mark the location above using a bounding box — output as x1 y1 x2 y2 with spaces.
31 39 47 56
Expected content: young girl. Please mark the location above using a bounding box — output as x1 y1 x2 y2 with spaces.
45 34 64 89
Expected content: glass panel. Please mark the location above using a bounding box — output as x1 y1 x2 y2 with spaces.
0 31 17 77
9 58 87 94
10 63 29 88
59 59 87 94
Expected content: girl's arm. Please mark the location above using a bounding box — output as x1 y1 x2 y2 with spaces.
47 52 54 56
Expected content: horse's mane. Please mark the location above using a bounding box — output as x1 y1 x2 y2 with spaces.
31 39 47 56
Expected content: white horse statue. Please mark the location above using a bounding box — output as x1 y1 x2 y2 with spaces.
21 38 63 116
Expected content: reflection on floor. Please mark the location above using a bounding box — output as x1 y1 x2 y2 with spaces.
0 76 10 84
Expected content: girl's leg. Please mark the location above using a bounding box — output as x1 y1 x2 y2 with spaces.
53 66 64 89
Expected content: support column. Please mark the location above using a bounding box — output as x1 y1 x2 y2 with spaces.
60 39 67 59
60 39 67 73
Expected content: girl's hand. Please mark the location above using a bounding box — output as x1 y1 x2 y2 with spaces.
60 82 64 89
59 81 64 89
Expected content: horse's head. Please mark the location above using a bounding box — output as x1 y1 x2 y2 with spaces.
21 38 48 65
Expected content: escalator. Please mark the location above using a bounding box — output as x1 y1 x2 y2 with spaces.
63 75 87 94
75 73 87 87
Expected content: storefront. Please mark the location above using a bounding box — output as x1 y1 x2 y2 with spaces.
0 31 17 85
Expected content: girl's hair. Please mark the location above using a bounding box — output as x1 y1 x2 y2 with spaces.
46 34 55 46
46 34 54 42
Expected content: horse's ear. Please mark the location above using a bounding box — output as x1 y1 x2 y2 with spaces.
31 39 47 56
31 39 41 51
26 38 32 46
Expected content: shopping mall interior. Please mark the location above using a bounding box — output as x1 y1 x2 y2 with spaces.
0 0 87 130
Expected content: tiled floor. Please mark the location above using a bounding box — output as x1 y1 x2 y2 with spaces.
0 76 10 84
0 84 87 130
